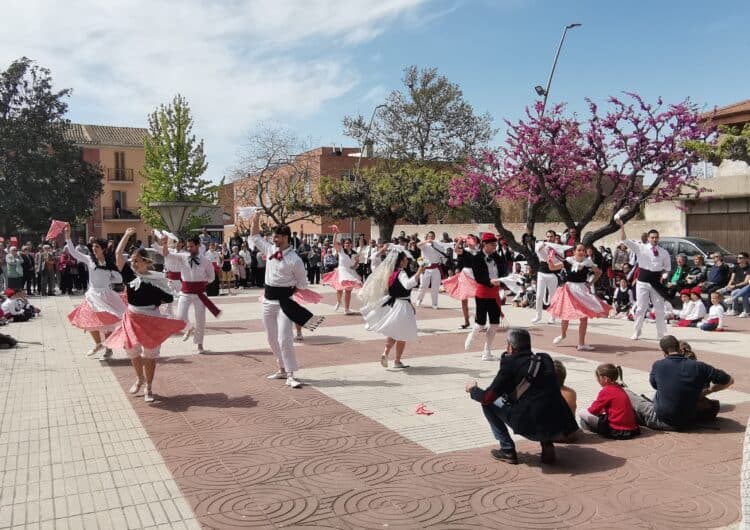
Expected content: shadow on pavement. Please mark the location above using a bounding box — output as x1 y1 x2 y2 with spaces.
151 393 259 412
305 378 401 388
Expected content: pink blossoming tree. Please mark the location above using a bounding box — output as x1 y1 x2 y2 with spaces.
449 93 715 251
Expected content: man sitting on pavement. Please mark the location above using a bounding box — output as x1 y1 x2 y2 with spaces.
625 335 733 430
465 328 578 465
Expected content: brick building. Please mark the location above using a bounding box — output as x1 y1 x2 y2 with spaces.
223 146 377 240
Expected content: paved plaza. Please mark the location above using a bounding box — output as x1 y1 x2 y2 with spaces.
1 287 748 529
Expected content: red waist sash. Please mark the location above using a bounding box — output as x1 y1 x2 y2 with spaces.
425 264 440 269
181 281 221 317
475 283 504 316
166 271 181 281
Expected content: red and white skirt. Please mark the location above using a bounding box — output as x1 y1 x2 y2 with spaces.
105 305 186 350
442 270 478 301
547 282 611 320
68 299 121 332
321 269 361 291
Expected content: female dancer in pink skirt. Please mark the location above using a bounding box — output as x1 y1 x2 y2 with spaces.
105 227 185 402
441 235 479 328
321 228 362 314
64 224 126 360
546 243 611 351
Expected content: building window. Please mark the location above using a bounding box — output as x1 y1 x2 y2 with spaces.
114 151 126 180
113 190 126 218
340 170 356 183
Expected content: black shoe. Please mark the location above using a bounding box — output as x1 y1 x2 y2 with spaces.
490 448 518 464
540 441 556 464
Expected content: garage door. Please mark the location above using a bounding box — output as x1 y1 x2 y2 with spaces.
686 213 750 253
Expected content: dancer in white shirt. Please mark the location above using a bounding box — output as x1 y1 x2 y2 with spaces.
416 231 450 309
617 219 671 340
531 230 564 325
248 215 323 388
321 230 362 314
64 224 125 360
162 235 219 354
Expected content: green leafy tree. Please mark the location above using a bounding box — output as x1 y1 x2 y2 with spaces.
0 57 103 234
309 159 453 241
139 94 216 233
343 65 495 162
686 123 750 166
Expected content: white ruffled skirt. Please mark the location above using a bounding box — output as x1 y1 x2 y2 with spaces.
362 295 418 342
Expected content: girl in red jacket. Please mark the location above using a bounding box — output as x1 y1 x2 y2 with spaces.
578 364 640 439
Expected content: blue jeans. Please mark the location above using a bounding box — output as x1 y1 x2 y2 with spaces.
481 400 515 451
731 285 750 314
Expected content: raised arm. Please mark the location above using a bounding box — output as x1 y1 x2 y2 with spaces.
616 217 637 251
247 212 271 254
115 227 136 271
63 225 93 268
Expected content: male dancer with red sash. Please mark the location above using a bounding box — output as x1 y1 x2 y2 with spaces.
248 215 323 389
162 235 220 354
465 233 508 361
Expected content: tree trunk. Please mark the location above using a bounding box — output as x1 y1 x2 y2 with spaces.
377 218 397 242
582 209 639 246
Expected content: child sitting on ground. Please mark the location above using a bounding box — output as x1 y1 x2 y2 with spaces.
553 359 579 442
699 291 725 331
611 278 633 317
554 359 577 414
674 287 706 327
578 363 640 439
679 340 697 360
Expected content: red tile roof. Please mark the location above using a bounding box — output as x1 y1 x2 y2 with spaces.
65 123 148 148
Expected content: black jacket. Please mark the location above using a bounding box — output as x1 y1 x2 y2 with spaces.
470 350 578 440
468 251 508 288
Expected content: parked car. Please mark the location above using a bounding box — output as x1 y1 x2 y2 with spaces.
659 237 736 268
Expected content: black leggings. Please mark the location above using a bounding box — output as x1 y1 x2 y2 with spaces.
474 297 502 325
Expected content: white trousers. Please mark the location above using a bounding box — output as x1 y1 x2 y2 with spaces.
417 268 441 306
633 281 667 338
262 301 298 373
534 272 559 319
176 293 206 345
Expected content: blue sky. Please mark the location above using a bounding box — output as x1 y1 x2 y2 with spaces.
3 0 748 181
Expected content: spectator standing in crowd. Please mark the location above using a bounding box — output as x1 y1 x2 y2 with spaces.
466 328 578 464
20 245 35 295
612 243 631 273
625 335 733 430
75 237 90 291
322 244 337 273
5 247 24 290
355 235 370 280
307 246 322 284
0 241 6 291
58 248 76 295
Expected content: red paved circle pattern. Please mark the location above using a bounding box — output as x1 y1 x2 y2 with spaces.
108 294 746 529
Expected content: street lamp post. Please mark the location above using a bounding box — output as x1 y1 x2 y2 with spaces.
350 104 387 238
525 23 581 230
535 23 581 117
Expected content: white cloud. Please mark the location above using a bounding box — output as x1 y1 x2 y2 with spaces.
1 0 431 177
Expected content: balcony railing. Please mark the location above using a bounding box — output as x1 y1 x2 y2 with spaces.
103 207 140 220
106 168 134 181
